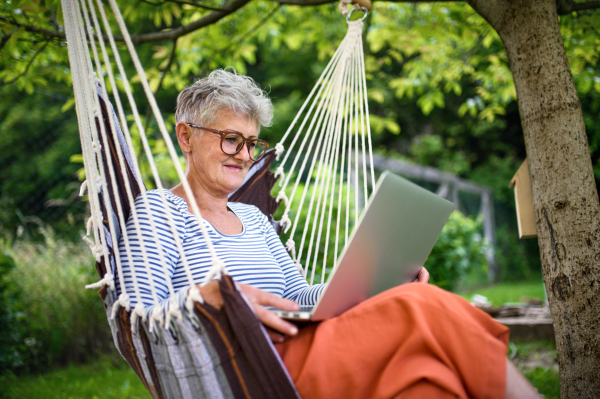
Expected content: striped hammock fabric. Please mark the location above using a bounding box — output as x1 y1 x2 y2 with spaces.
61 0 372 395
91 88 298 398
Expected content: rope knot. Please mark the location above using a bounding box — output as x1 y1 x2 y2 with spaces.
275 143 285 161
279 212 292 233
165 300 182 331
149 306 163 333
82 235 103 262
85 271 115 291
338 0 363 16
274 166 285 187
131 303 146 334
285 238 297 260
201 258 227 286
111 292 130 319
79 180 88 197
276 191 290 208
185 286 204 328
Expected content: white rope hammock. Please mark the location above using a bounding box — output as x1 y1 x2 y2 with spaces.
273 11 375 285
63 0 374 332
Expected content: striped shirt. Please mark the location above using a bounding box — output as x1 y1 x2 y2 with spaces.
116 189 325 308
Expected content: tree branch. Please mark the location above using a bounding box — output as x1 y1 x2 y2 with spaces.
0 0 250 44
273 0 450 4
1 0 461 45
556 0 600 14
0 41 49 86
139 0 229 13
0 16 66 40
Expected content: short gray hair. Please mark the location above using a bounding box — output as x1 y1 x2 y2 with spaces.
175 69 273 130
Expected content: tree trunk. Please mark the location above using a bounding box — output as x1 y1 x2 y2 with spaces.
470 0 600 397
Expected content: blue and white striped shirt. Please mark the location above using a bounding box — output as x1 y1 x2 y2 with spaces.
116 189 325 308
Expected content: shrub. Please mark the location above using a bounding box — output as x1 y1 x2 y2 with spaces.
273 174 488 290
2 229 112 374
425 211 489 292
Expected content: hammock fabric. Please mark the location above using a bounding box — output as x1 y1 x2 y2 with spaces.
93 90 296 399
61 0 372 395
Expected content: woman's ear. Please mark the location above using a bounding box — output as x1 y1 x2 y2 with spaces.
176 122 192 154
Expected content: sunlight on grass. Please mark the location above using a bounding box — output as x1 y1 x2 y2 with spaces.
459 281 547 306
2 355 150 399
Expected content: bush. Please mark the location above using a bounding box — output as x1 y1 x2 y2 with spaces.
425 211 488 292
273 173 488 291
1 229 112 374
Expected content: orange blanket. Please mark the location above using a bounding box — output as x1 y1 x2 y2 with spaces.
276 283 509 399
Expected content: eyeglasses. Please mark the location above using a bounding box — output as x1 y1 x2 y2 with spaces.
185 123 269 162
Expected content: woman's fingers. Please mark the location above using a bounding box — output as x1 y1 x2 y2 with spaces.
413 267 430 283
258 290 300 311
238 283 299 336
239 282 299 310
255 305 298 336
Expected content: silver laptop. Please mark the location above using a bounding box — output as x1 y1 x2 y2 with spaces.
273 170 454 321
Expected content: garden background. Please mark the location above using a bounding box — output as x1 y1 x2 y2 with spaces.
1 1 599 397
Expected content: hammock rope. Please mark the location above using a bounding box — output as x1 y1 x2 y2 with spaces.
273 11 375 284
62 0 373 395
63 0 218 332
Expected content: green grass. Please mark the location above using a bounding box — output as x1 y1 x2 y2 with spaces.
510 340 560 399
2 340 560 399
0 355 150 399
523 367 560 399
458 281 547 306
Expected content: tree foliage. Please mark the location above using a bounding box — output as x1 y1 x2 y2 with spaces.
1 0 599 280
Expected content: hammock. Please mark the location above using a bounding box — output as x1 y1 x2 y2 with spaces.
62 0 373 396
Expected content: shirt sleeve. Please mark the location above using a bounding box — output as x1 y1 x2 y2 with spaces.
259 211 326 305
116 190 187 309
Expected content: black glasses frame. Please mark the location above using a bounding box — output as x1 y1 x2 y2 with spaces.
185 123 269 162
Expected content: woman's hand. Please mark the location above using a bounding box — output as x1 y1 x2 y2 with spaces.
238 283 300 343
197 281 300 343
412 267 430 283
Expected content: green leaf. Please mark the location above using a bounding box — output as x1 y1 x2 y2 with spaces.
61 97 75 112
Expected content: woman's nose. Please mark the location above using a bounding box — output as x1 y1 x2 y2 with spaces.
234 146 251 162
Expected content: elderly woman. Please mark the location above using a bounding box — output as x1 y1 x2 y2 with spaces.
117 70 540 399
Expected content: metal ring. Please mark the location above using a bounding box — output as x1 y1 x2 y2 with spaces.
346 6 368 24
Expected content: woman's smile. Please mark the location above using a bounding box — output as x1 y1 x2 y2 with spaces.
224 164 243 172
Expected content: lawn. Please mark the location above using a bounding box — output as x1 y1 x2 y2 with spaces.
459 280 547 306
2 340 560 399
511 340 560 399
0 355 150 399
2 282 557 398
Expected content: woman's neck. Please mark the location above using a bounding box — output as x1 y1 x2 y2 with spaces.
171 174 230 218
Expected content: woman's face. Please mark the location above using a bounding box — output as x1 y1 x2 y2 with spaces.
184 109 259 195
